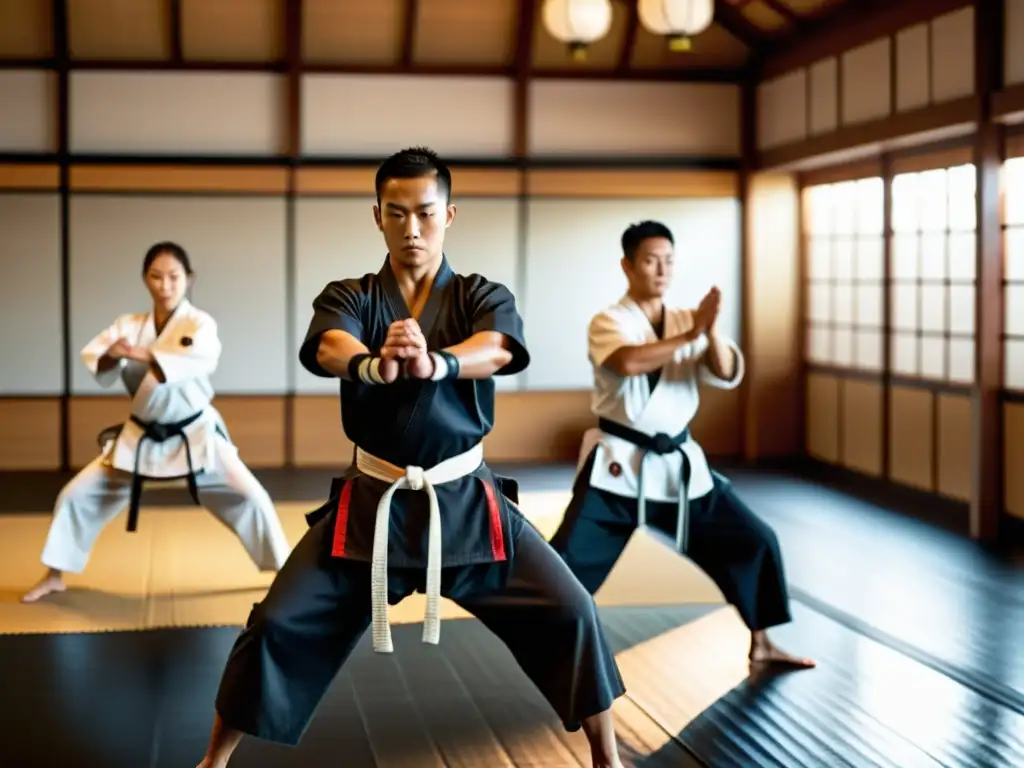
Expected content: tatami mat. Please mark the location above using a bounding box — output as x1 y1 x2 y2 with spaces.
0 491 726 635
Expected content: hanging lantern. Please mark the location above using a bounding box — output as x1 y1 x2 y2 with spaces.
638 0 715 53
542 0 614 61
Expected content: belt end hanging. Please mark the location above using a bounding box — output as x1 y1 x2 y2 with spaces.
126 503 141 533
372 625 394 654
422 600 441 646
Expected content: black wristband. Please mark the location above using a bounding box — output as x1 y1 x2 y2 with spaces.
348 353 369 381
429 350 460 381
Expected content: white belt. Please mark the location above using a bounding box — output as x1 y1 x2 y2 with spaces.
356 442 484 654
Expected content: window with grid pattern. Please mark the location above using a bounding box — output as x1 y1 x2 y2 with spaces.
804 178 885 370
888 164 976 383
1003 158 1024 390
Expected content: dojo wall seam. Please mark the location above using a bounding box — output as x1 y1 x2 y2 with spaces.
56 0 70 472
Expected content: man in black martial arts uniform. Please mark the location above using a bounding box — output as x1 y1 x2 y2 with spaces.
549 220 816 671
196 148 627 768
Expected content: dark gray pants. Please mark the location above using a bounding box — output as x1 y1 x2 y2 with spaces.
551 451 793 632
214 509 626 746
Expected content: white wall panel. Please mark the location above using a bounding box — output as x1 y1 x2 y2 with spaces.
294 197 523 393
530 82 740 157
70 72 284 155
0 70 56 152
841 38 891 125
809 58 838 136
757 70 807 150
0 195 62 394
896 24 930 112
523 198 741 391
302 75 514 157
930 7 974 102
69 196 288 394
1006 0 1024 85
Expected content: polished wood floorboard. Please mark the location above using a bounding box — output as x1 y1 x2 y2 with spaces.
2 463 1024 766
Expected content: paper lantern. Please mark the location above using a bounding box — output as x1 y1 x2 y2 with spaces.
542 0 614 61
638 0 715 52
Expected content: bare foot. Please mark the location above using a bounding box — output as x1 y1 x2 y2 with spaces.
750 645 816 668
21 573 67 603
749 631 815 670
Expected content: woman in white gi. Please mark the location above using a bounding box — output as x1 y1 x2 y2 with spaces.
21 242 291 603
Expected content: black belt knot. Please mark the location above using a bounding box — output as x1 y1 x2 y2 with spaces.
597 416 692 554
95 412 205 533
649 432 678 455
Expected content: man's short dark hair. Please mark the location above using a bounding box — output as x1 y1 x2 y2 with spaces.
375 146 452 205
621 220 674 262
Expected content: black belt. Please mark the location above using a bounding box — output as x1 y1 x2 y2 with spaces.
98 412 203 532
598 417 692 554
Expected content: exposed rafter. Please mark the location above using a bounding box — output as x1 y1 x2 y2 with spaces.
714 1 768 52
1 0 831 83
169 0 183 62
513 0 537 158
760 0 804 30
617 0 640 73
401 0 419 68
760 0 969 77
768 0 882 50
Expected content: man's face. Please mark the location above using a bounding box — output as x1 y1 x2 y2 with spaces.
373 174 456 270
622 236 674 298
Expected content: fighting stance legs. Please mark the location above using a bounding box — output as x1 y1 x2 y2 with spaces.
552 452 814 669
198 513 625 768
22 438 291 603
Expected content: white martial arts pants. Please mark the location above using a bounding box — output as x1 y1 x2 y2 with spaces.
39 439 291 575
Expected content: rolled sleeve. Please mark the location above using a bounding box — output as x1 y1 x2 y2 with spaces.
299 280 366 378
468 277 529 376
588 311 629 369
699 336 745 390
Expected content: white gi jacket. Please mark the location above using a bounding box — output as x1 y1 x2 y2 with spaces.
578 295 745 503
83 299 230 478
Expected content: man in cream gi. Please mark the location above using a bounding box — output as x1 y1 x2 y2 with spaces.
550 220 815 670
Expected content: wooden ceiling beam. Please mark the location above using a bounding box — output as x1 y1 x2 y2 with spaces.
617 0 640 73
169 0 183 62
514 0 536 73
714 2 767 53
284 0 301 159
513 0 537 158
760 0 803 29
401 0 419 68
761 0 971 78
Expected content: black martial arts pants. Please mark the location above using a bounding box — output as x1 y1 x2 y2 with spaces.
550 452 792 632
213 509 626 747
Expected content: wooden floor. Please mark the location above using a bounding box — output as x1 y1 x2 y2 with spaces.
3 461 1024 767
